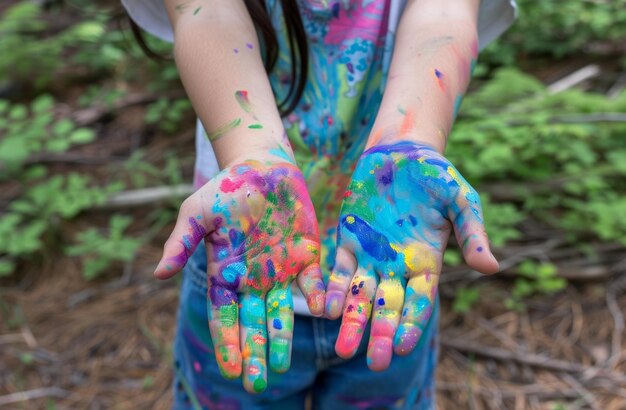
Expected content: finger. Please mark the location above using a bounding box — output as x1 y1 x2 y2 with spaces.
324 247 357 319
239 292 268 393
448 184 499 274
296 263 325 316
207 284 241 379
393 266 439 356
367 277 404 371
266 285 294 373
154 198 209 279
335 267 377 359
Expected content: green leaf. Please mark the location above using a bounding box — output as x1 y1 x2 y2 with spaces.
69 128 96 144
52 119 75 137
0 260 15 276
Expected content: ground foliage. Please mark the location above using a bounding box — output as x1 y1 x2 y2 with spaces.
0 0 625 408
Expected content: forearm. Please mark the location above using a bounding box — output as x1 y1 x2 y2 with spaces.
368 0 479 154
165 0 289 167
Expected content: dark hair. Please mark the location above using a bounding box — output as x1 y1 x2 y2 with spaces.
129 0 308 117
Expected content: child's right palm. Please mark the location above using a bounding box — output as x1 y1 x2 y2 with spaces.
154 160 325 393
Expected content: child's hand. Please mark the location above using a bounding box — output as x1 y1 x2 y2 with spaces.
154 159 325 393
324 141 498 371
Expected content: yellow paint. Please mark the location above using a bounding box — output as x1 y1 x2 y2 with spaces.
306 244 317 253
402 243 437 274
346 215 355 224
447 166 470 196
379 281 404 311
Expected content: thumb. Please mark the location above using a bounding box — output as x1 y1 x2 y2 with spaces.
448 188 499 275
154 198 210 279
297 262 326 317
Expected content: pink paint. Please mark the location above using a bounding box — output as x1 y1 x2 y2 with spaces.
193 361 202 372
219 178 245 193
325 2 389 46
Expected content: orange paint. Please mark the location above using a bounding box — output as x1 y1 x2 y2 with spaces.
366 129 384 149
399 110 415 136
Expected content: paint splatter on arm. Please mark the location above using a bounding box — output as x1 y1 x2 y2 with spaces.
366 0 480 153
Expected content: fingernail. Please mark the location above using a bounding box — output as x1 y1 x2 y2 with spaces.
367 338 393 371
307 291 325 317
270 339 291 373
325 291 345 319
215 345 241 379
335 323 363 359
245 358 267 393
393 324 422 356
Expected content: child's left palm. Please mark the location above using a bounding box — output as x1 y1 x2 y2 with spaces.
324 141 499 371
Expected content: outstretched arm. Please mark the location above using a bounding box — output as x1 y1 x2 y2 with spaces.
159 0 324 393
325 0 500 371
163 0 288 168
368 0 481 153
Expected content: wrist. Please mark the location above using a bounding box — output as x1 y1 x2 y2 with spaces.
220 142 296 170
366 121 447 155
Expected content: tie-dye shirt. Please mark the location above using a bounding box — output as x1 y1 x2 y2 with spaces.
123 0 517 314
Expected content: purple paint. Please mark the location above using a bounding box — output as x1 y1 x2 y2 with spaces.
209 285 237 307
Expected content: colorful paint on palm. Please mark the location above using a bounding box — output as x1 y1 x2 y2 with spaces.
158 161 325 393
325 141 494 371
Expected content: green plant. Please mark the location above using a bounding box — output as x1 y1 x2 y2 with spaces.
0 96 95 176
144 98 193 133
453 287 480 313
0 3 110 88
505 261 567 310
66 215 143 280
450 68 626 247
480 0 626 67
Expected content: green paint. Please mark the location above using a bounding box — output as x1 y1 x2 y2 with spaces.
397 105 407 115
219 304 237 327
269 339 290 372
248 124 263 129
193 6 202 15
206 118 241 142
452 95 463 119
175 2 190 14
253 377 267 392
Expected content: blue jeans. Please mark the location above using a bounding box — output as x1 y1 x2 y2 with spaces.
173 245 439 410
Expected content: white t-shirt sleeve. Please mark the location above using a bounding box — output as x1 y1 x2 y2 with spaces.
122 0 174 43
476 0 517 50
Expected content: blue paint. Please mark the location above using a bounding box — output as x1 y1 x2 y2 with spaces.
377 298 385 306
221 262 246 283
273 318 282 330
266 259 276 278
453 95 463 119
342 214 397 262
229 229 245 249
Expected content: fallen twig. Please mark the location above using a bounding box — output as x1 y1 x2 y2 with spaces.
100 184 193 209
440 336 626 385
547 65 600 94
0 387 68 406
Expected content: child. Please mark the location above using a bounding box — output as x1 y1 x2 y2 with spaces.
123 0 516 408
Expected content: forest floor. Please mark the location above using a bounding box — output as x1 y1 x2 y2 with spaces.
1 238 625 409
